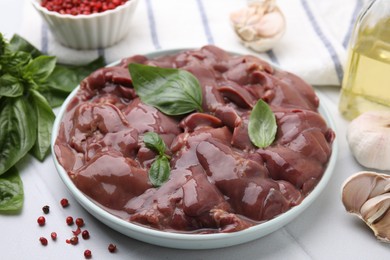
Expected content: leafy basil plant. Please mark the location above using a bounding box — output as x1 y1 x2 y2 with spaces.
0 33 105 213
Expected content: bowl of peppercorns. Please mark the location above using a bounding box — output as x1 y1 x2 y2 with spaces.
31 0 139 49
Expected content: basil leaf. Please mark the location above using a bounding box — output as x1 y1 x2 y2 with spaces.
0 97 37 175
0 167 23 213
38 84 70 108
143 132 171 187
29 89 55 161
143 132 167 156
24 56 57 82
4 51 32 72
0 74 23 97
129 63 203 115
0 33 6 56
9 34 42 58
46 57 105 93
149 156 170 187
248 99 277 148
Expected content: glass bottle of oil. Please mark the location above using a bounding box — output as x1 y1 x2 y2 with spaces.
339 0 390 120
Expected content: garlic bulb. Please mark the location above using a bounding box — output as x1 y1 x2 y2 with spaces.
347 111 390 170
341 171 390 242
230 0 286 52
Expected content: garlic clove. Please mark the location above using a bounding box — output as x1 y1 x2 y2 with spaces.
230 0 286 52
254 11 285 37
237 26 257 41
369 208 390 243
243 32 284 52
230 8 249 25
347 111 390 170
360 193 390 225
341 171 382 214
341 171 390 242
246 14 262 26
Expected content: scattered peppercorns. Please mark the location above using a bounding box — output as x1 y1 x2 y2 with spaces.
84 249 92 259
51 232 57 241
108 243 117 253
37 199 116 258
41 0 128 15
37 216 46 226
39 237 48 246
82 230 90 240
66 216 74 225
42 205 50 214
69 236 79 245
75 217 84 227
60 198 69 208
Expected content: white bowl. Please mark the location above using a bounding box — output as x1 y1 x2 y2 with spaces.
51 49 338 249
31 0 139 49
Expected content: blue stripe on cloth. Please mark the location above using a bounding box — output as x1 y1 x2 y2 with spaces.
41 22 48 54
146 0 161 50
342 0 364 48
300 0 344 83
266 50 279 66
195 0 214 44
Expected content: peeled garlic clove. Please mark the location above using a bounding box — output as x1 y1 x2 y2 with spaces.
341 171 390 242
347 111 390 170
230 0 286 52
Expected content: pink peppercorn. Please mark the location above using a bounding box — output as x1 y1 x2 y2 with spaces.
108 243 117 253
75 217 84 227
82 230 90 240
60 198 69 208
39 237 48 246
37 216 46 226
41 0 128 15
66 216 74 225
84 249 92 259
51 232 57 241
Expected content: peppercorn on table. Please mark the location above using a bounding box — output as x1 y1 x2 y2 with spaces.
1 0 389 259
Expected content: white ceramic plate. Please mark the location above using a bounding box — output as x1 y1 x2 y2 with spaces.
51 49 338 249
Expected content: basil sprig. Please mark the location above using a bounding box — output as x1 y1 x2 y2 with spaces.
143 132 171 187
0 167 23 213
128 63 203 116
148 156 170 188
0 33 105 213
248 99 277 148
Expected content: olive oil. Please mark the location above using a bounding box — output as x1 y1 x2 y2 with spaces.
339 11 390 120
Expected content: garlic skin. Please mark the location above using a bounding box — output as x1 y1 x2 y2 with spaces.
230 0 286 52
341 171 390 242
347 111 390 170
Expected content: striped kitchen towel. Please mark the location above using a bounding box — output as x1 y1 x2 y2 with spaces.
21 0 369 86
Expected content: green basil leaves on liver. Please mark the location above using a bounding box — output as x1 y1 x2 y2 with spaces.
248 99 277 148
129 63 203 116
131 62 277 186
143 132 171 187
